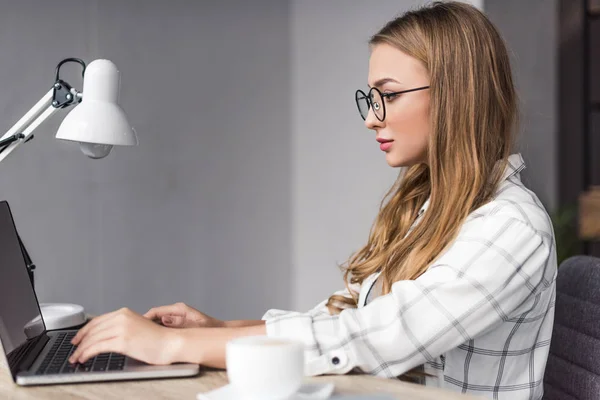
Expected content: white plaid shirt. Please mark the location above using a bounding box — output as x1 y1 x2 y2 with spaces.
263 154 556 400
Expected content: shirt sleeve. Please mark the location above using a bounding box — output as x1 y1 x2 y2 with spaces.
262 282 359 320
263 216 555 377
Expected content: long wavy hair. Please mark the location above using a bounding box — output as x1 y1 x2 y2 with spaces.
327 2 517 316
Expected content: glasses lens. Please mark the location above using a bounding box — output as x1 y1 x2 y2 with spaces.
369 88 385 121
355 90 369 120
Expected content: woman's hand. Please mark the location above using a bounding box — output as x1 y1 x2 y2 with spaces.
143 302 224 328
68 308 183 365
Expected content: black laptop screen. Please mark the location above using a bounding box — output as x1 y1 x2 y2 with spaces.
0 201 45 375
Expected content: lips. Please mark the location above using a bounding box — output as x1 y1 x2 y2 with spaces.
376 138 393 144
379 141 393 152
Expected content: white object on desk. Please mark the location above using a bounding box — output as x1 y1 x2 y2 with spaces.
40 303 86 331
226 336 306 399
197 382 335 400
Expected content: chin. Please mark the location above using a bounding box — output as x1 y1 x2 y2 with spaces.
385 152 425 168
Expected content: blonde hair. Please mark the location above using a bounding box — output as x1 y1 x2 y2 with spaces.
327 2 517 316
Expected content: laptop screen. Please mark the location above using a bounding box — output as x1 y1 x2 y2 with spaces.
0 201 45 376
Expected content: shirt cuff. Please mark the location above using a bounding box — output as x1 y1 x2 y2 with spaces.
263 309 356 376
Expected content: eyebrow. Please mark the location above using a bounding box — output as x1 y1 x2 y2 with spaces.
367 78 401 88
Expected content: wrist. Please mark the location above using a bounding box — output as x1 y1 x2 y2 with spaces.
223 320 266 328
165 324 269 366
167 328 191 364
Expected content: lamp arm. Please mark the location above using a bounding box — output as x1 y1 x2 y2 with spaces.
0 84 82 163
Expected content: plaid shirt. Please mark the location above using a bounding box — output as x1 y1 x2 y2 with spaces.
263 154 556 400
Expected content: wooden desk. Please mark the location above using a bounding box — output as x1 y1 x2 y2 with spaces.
0 364 482 400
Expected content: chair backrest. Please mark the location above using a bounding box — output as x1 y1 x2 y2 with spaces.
543 255 600 399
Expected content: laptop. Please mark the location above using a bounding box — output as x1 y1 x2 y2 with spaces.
0 200 200 385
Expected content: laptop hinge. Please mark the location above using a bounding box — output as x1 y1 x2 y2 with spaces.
17 334 49 374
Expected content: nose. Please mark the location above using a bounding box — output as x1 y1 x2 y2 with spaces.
364 107 384 130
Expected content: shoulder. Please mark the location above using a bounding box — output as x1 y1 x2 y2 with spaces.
465 174 554 244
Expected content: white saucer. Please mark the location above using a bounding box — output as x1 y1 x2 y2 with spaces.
197 382 335 400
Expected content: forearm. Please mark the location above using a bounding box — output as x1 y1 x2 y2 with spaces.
224 320 266 328
173 323 267 368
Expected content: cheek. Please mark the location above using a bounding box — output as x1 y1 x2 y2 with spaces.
386 101 430 149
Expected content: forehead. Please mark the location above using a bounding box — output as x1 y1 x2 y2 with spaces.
368 43 428 86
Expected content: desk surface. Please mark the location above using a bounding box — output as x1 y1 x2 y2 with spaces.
0 365 483 400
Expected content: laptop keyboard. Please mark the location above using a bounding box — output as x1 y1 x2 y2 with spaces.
36 332 126 375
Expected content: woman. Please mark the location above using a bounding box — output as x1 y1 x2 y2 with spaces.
69 2 556 398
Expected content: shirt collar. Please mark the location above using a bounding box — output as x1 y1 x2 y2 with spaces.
417 153 525 216
502 153 526 181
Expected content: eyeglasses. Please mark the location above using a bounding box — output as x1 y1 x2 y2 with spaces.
355 86 430 121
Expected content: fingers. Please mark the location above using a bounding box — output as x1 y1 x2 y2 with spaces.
72 308 124 345
143 304 185 321
70 312 126 361
71 338 123 364
69 325 117 363
161 315 184 327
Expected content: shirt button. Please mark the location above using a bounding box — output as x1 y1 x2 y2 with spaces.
332 357 340 365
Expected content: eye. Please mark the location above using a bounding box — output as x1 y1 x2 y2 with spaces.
383 93 398 101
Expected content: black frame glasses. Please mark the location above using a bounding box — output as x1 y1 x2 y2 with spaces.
355 85 430 121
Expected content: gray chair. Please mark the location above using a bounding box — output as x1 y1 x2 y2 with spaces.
543 255 600 399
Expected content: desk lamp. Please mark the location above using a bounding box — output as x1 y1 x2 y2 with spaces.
0 57 138 329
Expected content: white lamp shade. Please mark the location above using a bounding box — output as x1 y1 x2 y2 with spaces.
55 59 138 147
56 101 137 146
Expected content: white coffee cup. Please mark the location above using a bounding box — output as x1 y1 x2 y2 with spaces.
226 336 305 400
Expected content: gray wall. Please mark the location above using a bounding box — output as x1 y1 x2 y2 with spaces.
0 0 291 319
485 0 559 211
